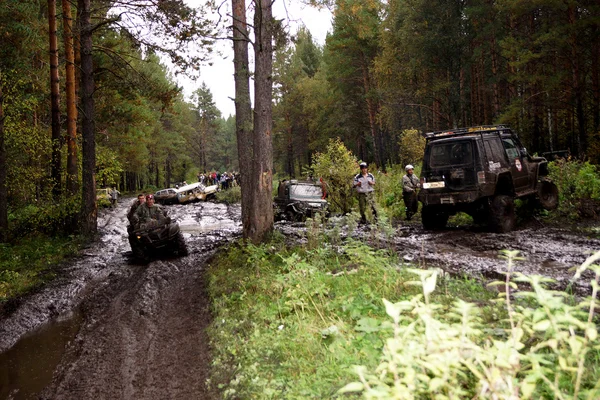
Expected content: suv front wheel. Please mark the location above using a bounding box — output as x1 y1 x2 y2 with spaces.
421 206 449 230
490 195 516 233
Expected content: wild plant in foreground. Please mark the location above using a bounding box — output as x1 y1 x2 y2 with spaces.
340 250 600 399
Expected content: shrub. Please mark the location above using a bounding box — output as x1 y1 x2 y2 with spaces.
398 128 425 169
311 138 358 214
340 250 600 399
548 159 600 219
215 186 241 204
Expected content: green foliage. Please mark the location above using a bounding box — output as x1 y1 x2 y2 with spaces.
96 146 123 188
206 237 502 399
341 250 600 399
8 196 82 239
0 234 83 301
548 159 600 219
398 129 426 168
215 186 241 204
311 138 359 213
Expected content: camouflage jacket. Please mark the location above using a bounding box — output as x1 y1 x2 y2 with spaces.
127 200 142 223
133 203 167 228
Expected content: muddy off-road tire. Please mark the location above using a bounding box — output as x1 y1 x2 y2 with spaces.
421 206 449 230
537 180 559 210
176 232 188 256
490 195 516 233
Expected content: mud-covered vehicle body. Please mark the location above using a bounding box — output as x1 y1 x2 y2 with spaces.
154 188 179 205
128 219 188 261
274 180 328 221
418 125 558 232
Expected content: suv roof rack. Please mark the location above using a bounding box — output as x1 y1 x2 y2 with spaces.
424 125 512 140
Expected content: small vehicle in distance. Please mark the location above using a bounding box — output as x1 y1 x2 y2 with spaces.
196 184 218 201
418 125 559 232
129 218 188 262
154 188 180 205
177 182 203 204
274 180 328 222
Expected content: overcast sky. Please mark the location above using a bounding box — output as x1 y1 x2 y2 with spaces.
180 1 333 117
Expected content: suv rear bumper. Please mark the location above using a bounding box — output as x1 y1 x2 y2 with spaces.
418 190 480 206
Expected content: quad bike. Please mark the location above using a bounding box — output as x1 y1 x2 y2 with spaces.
128 218 188 262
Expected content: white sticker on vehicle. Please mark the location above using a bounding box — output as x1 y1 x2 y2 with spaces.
488 161 501 171
515 158 522 172
422 181 445 189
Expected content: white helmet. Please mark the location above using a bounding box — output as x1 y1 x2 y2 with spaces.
405 164 414 171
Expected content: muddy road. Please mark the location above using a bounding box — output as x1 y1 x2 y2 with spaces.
1 200 599 399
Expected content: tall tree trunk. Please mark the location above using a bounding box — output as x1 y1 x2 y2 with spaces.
0 81 7 242
361 65 381 167
285 111 294 178
232 0 253 237
592 30 599 133
63 0 78 195
49 0 62 197
78 0 97 235
569 4 586 157
249 0 274 243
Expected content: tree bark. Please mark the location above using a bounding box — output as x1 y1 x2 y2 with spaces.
232 0 253 237
249 0 274 243
63 0 78 195
0 80 7 242
78 0 97 235
48 0 62 197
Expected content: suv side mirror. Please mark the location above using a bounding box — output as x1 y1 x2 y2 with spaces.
520 148 528 157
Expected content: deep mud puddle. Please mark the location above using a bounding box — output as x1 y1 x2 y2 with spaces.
0 309 82 400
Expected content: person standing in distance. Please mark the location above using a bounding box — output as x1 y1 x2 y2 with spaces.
402 164 420 220
353 162 377 224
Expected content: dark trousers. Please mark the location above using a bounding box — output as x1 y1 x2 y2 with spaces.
403 191 418 220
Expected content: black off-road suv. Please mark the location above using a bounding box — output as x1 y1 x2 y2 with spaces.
274 180 328 222
418 125 558 232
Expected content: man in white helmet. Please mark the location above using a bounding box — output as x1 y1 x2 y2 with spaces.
353 162 377 224
402 164 420 220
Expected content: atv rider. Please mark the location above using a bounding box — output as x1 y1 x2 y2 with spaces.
133 194 169 230
127 193 146 224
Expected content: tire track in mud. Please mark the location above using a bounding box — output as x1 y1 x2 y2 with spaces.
1 199 241 399
41 256 215 399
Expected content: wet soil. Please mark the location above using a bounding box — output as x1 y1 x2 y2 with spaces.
1 202 599 399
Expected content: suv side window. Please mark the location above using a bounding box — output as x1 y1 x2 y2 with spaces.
484 137 507 164
502 138 520 160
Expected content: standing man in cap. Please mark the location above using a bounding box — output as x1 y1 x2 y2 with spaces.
402 164 420 220
353 162 377 224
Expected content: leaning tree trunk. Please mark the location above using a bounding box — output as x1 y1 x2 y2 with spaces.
48 0 62 197
0 80 7 242
249 0 274 243
63 0 78 195
232 0 253 237
78 0 97 235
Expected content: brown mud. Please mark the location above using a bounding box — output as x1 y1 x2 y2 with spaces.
1 201 599 399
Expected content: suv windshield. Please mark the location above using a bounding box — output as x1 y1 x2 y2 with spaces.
290 184 323 199
429 141 474 167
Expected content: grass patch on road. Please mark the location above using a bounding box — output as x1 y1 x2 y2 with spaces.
206 236 502 398
0 235 83 302
207 236 600 399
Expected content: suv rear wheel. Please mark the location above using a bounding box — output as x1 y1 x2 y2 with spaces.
537 180 559 210
421 206 449 230
490 195 516 233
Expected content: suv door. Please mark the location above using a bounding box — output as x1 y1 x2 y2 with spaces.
501 137 529 192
